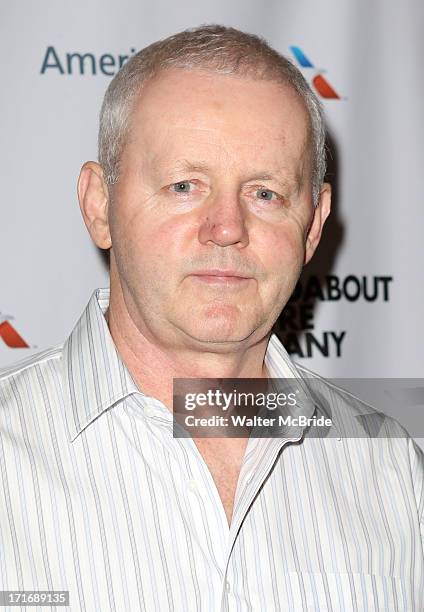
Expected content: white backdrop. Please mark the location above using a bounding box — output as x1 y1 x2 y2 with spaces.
1 1 423 434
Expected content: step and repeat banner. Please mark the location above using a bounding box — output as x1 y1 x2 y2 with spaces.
1 1 423 434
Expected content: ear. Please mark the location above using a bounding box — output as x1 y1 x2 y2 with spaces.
77 161 112 249
304 182 331 265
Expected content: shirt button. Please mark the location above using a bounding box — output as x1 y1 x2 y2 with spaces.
187 480 199 493
225 580 231 593
144 405 156 418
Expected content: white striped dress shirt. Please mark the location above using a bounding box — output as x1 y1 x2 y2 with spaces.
0 286 423 611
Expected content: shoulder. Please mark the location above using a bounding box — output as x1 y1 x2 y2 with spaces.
293 360 424 512
293 361 410 439
0 344 64 409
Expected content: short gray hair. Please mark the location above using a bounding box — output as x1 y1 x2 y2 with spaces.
98 24 327 206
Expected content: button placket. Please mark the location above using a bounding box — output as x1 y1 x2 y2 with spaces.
176 438 230 590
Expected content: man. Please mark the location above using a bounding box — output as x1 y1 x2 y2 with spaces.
0 24 423 611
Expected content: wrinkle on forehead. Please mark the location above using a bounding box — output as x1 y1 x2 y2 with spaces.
142 112 295 146
142 121 302 167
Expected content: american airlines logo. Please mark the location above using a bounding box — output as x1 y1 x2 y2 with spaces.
0 313 29 348
39 44 344 95
289 46 342 99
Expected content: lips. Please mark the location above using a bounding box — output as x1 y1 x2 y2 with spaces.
189 269 252 284
191 269 251 279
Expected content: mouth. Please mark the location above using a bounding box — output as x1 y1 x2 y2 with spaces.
189 269 253 285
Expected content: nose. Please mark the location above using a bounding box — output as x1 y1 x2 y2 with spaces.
197 191 249 248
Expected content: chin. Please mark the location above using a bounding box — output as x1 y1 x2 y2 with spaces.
174 302 264 344
181 318 259 346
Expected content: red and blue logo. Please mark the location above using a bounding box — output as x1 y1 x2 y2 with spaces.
289 46 341 99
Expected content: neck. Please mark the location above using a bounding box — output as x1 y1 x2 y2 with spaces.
105 293 271 412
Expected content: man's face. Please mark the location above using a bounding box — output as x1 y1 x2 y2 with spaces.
106 68 328 350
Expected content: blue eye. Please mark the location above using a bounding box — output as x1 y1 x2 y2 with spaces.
172 181 192 192
256 189 275 200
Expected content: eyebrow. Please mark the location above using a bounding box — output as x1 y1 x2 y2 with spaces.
168 159 304 194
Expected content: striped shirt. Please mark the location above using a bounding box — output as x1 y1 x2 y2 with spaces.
0 286 423 611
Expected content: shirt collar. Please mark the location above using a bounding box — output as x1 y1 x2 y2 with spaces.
62 287 141 442
62 287 330 443
264 333 332 438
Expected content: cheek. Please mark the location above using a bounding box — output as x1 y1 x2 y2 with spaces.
110 203 191 280
257 223 306 274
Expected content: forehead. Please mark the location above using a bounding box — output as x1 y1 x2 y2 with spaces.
125 67 310 175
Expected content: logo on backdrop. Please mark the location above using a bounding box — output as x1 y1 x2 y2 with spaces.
40 45 340 93
40 46 137 76
39 44 344 88
289 46 341 99
277 275 393 358
0 313 30 348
